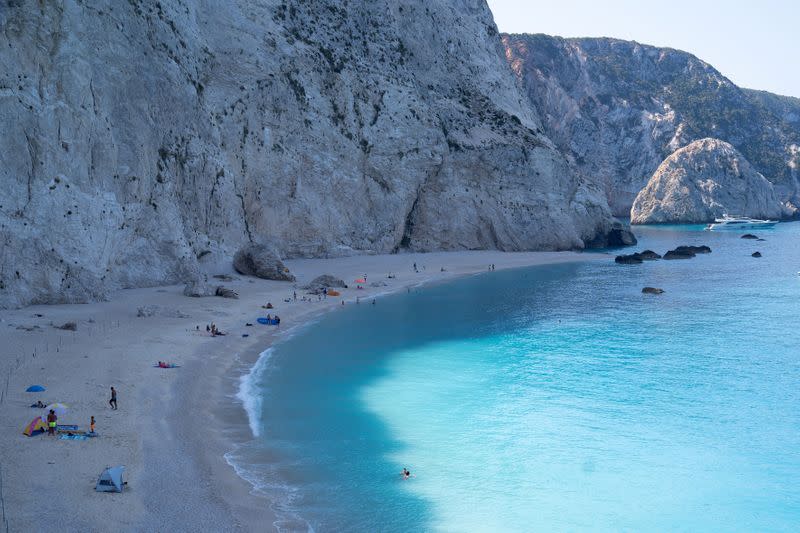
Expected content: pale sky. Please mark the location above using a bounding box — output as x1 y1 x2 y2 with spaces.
486 0 800 98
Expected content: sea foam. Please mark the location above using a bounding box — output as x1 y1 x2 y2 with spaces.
236 347 273 438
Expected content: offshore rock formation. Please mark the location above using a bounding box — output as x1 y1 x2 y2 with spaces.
631 139 785 224
503 34 800 216
0 1 623 308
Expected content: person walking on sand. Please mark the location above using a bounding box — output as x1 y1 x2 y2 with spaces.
90 416 96 434
47 409 57 436
109 387 118 410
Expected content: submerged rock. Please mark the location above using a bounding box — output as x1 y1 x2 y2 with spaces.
233 244 295 282
741 234 759 239
752 251 762 257
631 139 786 224
642 287 665 294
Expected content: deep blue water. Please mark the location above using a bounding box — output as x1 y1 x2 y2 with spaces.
230 223 800 532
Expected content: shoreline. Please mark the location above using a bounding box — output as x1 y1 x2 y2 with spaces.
0 250 607 532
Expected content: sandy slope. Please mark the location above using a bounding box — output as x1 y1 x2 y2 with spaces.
0 250 604 532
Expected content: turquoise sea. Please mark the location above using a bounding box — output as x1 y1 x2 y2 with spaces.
229 223 800 532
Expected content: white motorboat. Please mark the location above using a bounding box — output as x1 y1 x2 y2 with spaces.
705 214 778 230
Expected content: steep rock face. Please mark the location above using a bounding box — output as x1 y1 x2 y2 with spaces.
0 1 620 308
502 34 800 216
631 139 785 223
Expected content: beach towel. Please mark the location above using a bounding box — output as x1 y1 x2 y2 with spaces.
59 434 89 441
153 364 180 368
57 424 79 431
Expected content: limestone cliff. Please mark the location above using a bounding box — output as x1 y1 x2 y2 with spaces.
0 1 622 308
631 139 785 224
503 33 800 216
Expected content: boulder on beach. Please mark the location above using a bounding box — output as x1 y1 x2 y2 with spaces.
631 138 786 224
304 274 348 294
615 253 643 264
741 234 759 240
183 277 216 297
55 321 78 331
215 286 239 299
752 251 762 257
642 287 665 294
233 244 295 282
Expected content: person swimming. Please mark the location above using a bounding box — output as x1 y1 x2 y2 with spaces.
402 468 411 479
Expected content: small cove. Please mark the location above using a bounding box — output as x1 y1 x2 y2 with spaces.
230 222 800 531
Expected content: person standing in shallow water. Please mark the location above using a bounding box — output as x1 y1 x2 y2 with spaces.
109 387 117 410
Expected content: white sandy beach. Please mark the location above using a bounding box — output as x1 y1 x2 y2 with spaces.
0 250 606 532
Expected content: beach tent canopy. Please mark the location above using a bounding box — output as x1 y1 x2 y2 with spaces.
26 385 46 392
96 466 125 493
23 416 47 436
46 403 68 416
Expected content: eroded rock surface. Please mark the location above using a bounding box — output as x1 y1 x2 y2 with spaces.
631 139 785 224
233 244 294 282
502 34 800 216
0 1 620 308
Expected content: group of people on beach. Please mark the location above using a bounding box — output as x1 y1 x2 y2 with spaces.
206 323 225 336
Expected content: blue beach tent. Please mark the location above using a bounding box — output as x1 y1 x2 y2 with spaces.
96 466 125 493
26 385 46 392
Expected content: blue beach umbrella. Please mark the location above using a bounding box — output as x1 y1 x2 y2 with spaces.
26 385 46 392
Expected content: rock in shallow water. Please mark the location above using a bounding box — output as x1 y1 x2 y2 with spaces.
615 254 643 264
675 245 711 254
752 251 762 258
638 250 662 260
642 287 665 294
663 250 694 260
